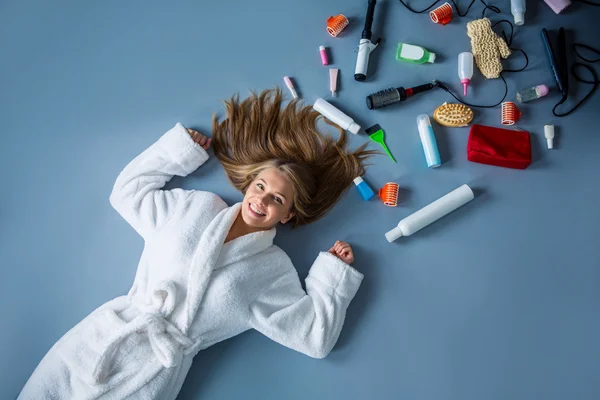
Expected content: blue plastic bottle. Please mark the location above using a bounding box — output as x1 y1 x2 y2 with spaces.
416 114 441 168
353 177 375 200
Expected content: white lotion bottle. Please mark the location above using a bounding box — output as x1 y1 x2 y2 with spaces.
313 98 361 134
511 0 526 25
385 184 475 242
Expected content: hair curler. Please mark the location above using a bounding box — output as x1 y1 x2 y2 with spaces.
385 184 475 242
354 0 381 81
379 183 400 207
326 14 349 37
366 83 435 110
501 102 521 125
430 2 453 25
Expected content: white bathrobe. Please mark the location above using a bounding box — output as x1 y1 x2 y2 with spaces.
18 123 364 400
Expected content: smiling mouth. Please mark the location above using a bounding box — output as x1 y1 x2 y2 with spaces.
248 202 266 217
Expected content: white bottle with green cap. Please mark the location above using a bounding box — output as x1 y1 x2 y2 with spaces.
396 43 436 64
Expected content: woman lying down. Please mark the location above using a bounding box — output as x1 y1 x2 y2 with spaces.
19 89 374 399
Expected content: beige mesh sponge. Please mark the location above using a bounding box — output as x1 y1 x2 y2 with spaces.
433 103 474 127
466 18 511 79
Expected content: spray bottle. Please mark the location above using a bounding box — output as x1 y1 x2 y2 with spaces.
417 114 441 168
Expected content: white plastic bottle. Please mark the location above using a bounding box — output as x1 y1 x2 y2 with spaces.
458 52 473 96
313 98 361 134
511 0 526 25
385 184 475 242
417 114 441 168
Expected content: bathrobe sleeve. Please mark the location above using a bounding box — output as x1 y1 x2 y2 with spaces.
109 123 208 238
249 251 364 359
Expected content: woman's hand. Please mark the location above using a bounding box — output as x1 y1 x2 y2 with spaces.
328 241 354 265
186 128 212 150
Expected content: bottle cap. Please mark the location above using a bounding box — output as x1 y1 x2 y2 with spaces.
513 11 524 25
385 227 404 242
544 125 555 149
461 79 470 96
537 85 550 97
353 177 364 186
348 122 361 135
427 52 436 63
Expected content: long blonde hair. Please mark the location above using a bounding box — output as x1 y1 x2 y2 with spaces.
212 89 376 227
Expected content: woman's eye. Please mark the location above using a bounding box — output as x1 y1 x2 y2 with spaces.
257 183 264 190
274 196 283 205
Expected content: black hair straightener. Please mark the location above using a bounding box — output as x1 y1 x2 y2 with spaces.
541 27 569 99
541 28 600 117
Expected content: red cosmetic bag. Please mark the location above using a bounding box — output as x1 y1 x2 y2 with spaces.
467 124 532 169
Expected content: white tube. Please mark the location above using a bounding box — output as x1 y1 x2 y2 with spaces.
313 98 361 134
329 68 339 97
385 184 474 242
511 0 526 25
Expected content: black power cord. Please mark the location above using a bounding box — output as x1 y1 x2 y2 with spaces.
435 20 529 108
552 43 600 117
577 0 600 6
397 1 529 108
398 0 500 18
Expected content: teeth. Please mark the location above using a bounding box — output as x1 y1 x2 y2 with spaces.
250 203 265 216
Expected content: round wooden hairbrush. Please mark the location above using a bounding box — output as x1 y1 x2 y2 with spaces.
433 103 474 127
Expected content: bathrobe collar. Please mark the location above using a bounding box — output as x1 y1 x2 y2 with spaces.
218 212 276 268
182 202 275 332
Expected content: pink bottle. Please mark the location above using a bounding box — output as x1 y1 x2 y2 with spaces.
319 46 329 66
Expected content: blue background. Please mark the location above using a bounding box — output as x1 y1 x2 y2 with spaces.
1 0 599 399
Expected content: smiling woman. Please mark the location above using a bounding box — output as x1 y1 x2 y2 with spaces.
212 89 376 228
18 88 375 400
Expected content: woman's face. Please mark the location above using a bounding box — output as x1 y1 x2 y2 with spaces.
241 167 295 230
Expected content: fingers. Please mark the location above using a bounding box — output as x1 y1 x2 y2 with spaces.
186 128 212 149
331 241 352 256
328 241 354 264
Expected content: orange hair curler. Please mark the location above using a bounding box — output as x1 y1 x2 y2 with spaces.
379 182 400 207
501 102 522 125
326 14 349 37
430 2 453 25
